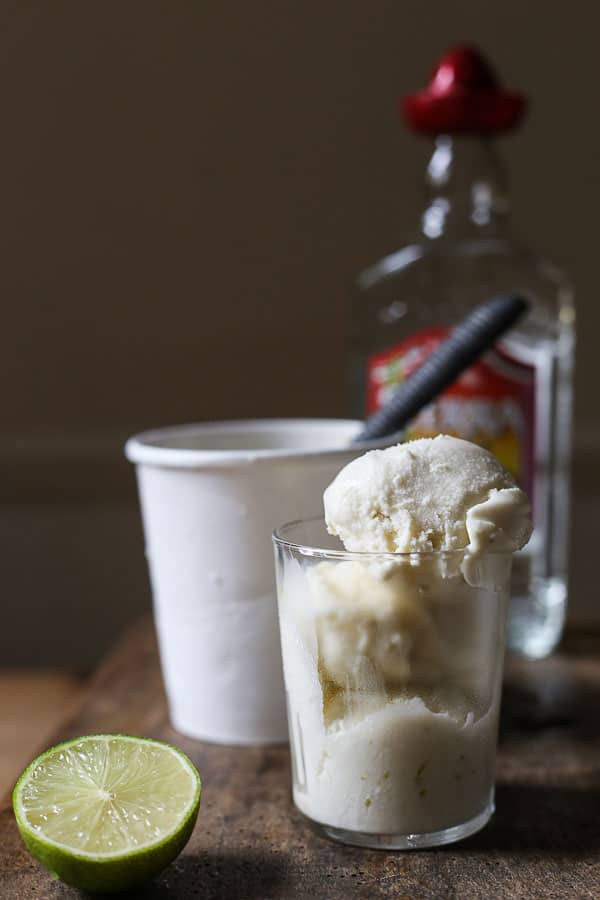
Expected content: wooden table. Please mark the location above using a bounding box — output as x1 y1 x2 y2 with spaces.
0 672 83 796
1 620 599 899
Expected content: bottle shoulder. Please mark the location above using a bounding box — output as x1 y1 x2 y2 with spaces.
352 234 575 354
359 235 569 286
356 235 574 317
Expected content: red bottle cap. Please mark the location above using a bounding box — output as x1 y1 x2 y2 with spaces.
402 44 526 135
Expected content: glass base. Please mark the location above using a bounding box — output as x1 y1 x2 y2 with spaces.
507 576 567 660
306 801 494 850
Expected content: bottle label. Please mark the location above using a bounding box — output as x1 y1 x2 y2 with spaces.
366 328 535 495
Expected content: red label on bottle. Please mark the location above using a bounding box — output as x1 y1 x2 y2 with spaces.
366 328 535 495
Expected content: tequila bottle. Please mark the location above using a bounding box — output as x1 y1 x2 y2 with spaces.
349 46 575 658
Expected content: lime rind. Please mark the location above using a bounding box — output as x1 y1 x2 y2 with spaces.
13 734 201 894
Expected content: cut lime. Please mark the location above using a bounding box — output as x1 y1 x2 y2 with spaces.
13 734 201 894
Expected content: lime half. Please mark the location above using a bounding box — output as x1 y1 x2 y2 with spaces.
13 734 201 894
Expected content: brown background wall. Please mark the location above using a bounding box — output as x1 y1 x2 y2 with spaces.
2 1 599 666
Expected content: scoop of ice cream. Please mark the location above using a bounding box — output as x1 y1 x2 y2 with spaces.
309 561 438 691
309 558 495 707
324 435 532 556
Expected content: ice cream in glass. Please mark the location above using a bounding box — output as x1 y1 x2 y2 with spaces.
273 435 532 848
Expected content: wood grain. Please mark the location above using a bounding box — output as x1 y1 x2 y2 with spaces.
1 619 599 899
0 672 83 797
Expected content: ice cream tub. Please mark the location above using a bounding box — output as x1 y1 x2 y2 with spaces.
125 419 372 745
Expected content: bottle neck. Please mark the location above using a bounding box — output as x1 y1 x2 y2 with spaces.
421 135 510 240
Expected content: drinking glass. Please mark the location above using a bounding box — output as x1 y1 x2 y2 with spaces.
273 518 512 848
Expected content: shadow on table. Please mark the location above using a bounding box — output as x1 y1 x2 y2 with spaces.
465 783 600 854
500 651 600 740
84 850 288 900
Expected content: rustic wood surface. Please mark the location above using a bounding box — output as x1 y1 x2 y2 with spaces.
0 672 84 797
1 618 599 899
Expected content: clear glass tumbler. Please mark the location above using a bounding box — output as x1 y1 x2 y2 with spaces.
273 518 512 849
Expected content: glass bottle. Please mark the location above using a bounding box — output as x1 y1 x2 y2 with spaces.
348 45 575 659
